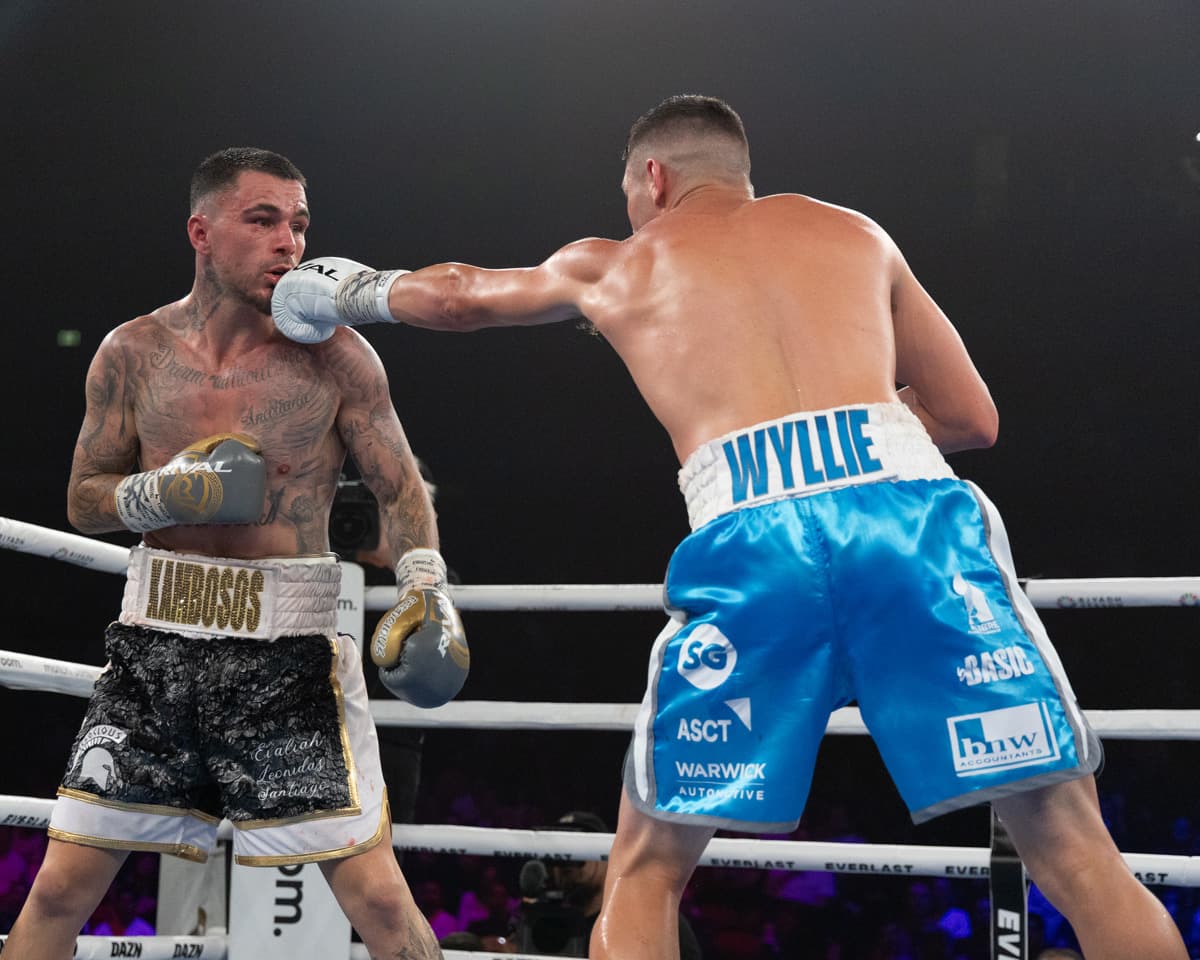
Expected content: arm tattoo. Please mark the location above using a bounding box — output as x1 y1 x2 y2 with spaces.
70 343 138 531
380 478 435 557
334 344 437 562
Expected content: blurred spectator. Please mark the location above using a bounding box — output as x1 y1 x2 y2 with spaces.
458 863 510 931
88 888 154 936
465 874 519 941
415 878 461 941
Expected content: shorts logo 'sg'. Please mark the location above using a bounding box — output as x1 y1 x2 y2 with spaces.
676 625 737 690
947 702 1061 777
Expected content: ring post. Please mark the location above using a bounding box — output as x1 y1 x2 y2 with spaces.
990 807 1029 959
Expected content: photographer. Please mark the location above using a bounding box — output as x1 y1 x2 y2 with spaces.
518 811 702 958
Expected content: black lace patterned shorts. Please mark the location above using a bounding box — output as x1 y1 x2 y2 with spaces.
50 622 388 865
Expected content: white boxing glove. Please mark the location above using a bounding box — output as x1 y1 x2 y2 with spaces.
271 256 409 344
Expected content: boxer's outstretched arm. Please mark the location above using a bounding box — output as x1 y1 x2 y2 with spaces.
272 240 620 343
67 330 140 533
384 237 617 332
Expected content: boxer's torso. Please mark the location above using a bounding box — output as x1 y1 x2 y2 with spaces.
120 306 347 558
582 193 901 463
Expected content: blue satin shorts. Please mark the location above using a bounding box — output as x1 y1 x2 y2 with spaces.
625 406 1099 831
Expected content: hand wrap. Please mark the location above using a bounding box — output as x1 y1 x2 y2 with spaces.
271 256 408 344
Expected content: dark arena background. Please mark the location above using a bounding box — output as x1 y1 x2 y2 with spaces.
1 1 1197 957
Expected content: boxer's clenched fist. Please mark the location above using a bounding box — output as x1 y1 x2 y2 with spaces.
114 433 265 532
371 548 469 708
271 256 408 343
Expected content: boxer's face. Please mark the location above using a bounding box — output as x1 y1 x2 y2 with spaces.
198 171 309 314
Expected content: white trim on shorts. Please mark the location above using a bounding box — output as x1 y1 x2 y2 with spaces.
966 481 1093 766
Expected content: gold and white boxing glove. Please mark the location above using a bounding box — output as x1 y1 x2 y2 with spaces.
371 549 469 708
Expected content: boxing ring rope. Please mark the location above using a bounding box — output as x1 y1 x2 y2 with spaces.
3 649 1199 739
2 515 1198 957
1 792 1196 887
367 578 1200 612
0 934 227 959
0 929 510 960
0 936 523 960
2 516 1197 610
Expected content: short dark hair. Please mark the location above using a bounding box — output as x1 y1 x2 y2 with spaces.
189 147 306 211
623 95 748 163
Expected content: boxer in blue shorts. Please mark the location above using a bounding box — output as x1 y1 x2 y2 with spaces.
272 97 1186 959
5 149 467 960
628 401 1100 830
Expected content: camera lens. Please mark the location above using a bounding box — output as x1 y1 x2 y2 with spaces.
330 503 375 551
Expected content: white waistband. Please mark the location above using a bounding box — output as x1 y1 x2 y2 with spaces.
120 546 342 641
677 402 956 530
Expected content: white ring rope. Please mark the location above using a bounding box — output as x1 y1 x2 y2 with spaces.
3 650 1199 739
2 650 1197 739
372 702 1200 740
386 824 1198 888
0 935 501 960
0 934 225 959
2 516 1198 610
1 795 1195 888
0 650 104 696
367 582 671 611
